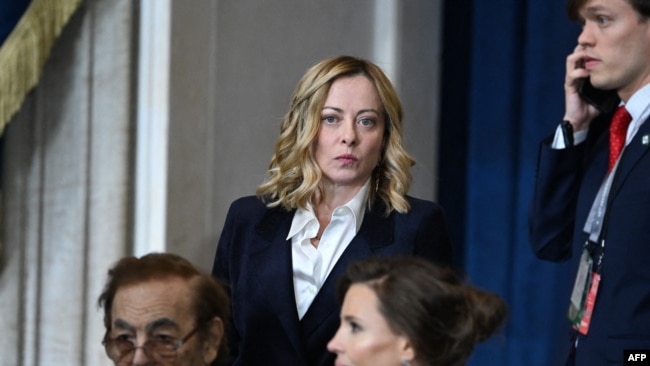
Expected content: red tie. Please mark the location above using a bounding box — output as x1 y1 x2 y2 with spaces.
609 105 632 172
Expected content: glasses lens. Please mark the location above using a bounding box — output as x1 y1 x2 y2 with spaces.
103 327 197 363
105 339 178 362
105 339 135 360
147 340 178 360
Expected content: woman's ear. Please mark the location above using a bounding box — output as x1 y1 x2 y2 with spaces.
397 335 415 365
202 317 224 364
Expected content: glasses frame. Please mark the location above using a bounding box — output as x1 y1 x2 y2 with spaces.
102 325 201 363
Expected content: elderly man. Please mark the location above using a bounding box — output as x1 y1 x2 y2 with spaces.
98 253 229 365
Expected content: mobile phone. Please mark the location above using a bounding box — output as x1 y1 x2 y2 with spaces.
578 78 619 113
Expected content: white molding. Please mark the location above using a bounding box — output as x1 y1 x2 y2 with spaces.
373 0 399 85
135 0 171 255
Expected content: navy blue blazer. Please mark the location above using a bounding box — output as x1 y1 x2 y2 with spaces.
212 195 452 366
529 115 650 365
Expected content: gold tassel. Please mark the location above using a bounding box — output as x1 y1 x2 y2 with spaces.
0 0 84 135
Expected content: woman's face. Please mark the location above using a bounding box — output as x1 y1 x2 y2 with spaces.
327 284 413 366
314 75 385 192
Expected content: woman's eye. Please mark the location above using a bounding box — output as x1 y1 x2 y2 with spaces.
597 16 608 25
349 321 362 333
322 116 337 124
358 118 374 127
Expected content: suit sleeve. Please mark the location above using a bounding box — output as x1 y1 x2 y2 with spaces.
413 202 453 267
211 202 240 365
528 137 586 262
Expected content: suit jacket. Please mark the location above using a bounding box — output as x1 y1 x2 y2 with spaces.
212 195 452 366
529 114 650 365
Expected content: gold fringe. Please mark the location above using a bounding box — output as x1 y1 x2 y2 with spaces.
0 191 3 270
0 0 84 136
0 191 3 269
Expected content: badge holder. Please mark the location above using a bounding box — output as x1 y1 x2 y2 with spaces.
567 243 603 335
569 156 616 337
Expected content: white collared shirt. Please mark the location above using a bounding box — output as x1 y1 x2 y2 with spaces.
552 83 650 149
287 179 370 319
620 84 650 145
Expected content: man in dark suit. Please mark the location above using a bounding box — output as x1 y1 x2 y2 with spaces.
529 0 650 364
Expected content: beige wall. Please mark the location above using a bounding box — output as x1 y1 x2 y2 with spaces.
0 0 442 364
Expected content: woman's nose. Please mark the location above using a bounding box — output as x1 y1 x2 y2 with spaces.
340 120 357 146
327 328 344 353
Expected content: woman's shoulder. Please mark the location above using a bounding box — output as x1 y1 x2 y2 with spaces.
227 195 268 214
227 195 292 218
221 196 269 230
225 195 295 233
230 195 264 206
404 195 445 213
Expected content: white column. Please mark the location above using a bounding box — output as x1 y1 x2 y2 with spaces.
373 0 400 84
134 0 171 256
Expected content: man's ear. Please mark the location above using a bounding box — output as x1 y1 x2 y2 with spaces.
202 317 224 364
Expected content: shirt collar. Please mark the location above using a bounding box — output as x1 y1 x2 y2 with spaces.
623 83 650 122
620 84 650 141
286 178 371 240
287 205 317 240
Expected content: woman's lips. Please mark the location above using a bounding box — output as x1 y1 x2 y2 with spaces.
336 154 358 164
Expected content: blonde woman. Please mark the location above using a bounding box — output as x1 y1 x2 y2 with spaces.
212 55 453 366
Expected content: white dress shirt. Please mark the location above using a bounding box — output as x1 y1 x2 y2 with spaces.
287 179 370 319
619 85 650 144
552 83 650 149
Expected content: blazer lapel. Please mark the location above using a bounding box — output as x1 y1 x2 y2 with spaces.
249 207 303 356
611 119 650 198
300 202 395 335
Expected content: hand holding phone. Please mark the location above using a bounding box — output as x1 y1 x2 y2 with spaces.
563 46 617 129
578 77 619 114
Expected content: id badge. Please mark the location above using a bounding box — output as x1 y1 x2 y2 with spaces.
568 249 593 326
575 272 600 335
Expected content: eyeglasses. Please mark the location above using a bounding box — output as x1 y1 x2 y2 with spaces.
102 326 200 364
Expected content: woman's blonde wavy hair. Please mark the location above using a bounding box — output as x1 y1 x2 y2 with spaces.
256 55 415 215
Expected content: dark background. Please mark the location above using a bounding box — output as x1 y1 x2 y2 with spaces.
439 1 578 365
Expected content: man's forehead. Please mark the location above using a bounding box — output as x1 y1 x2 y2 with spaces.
113 316 181 332
111 277 195 329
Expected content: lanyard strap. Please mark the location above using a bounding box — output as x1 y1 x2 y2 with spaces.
582 157 624 270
